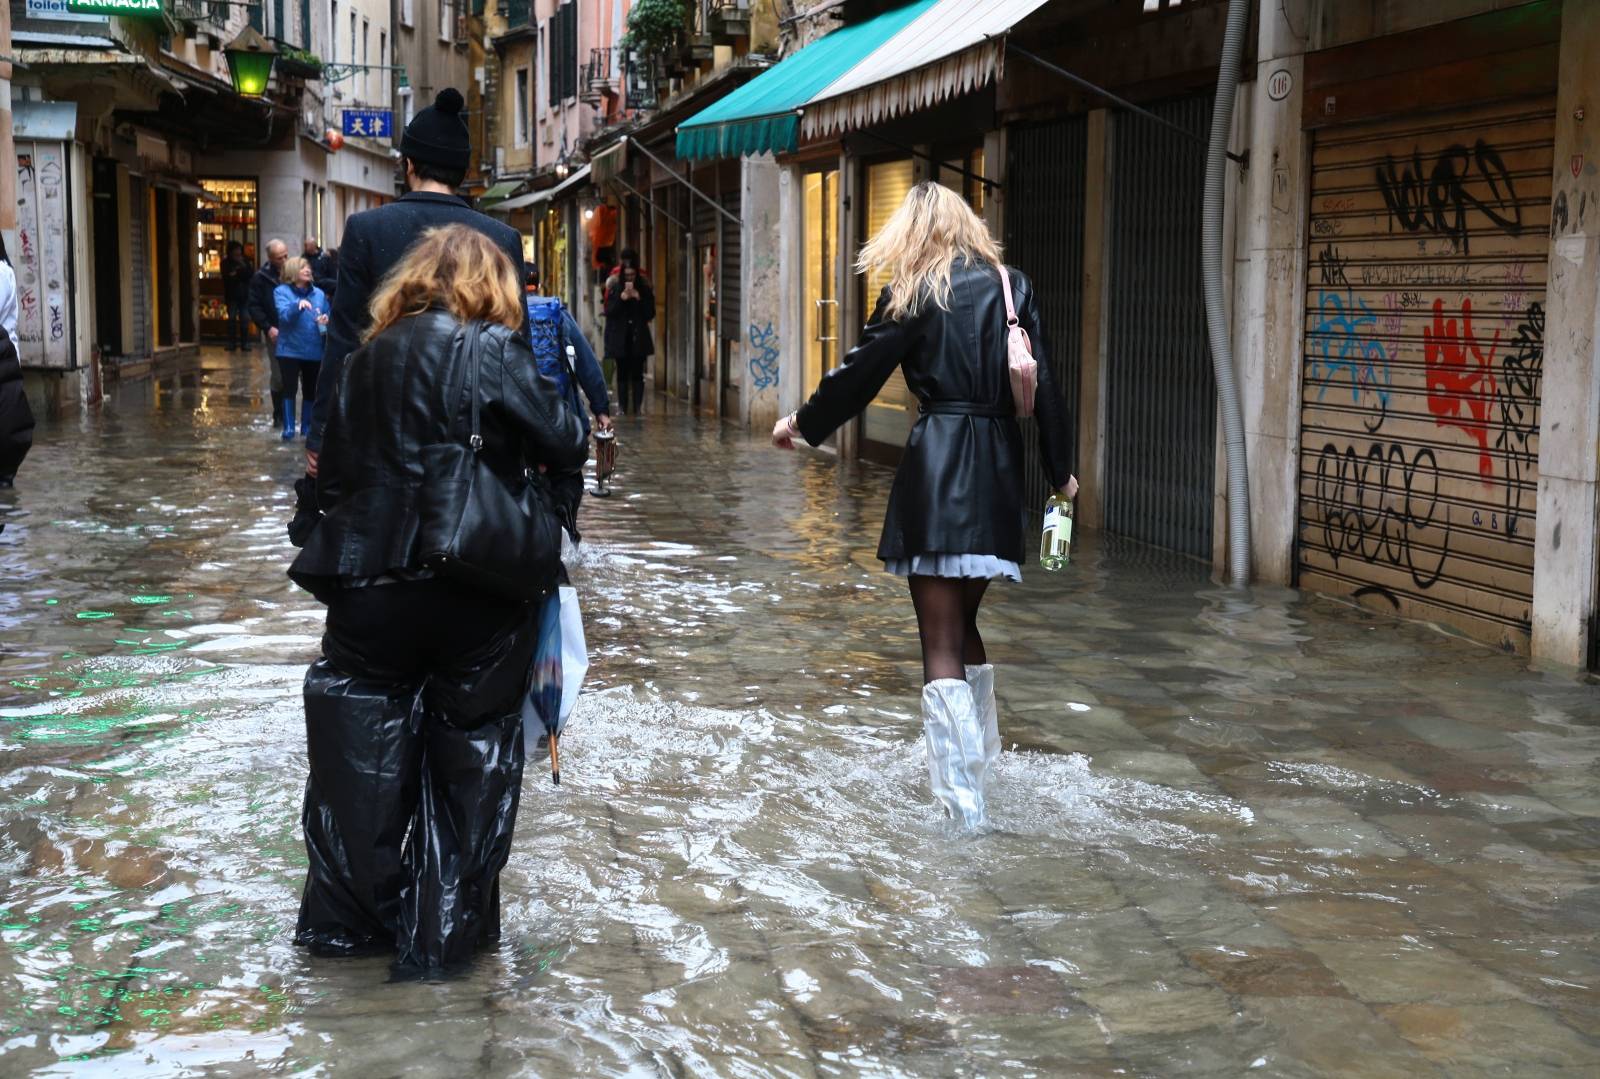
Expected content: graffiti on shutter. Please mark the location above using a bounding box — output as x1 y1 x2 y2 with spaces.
1297 99 1553 651
14 141 73 369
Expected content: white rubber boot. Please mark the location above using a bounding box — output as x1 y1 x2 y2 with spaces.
966 664 1000 769
921 678 989 829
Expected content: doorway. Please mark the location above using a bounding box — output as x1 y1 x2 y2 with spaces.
801 167 839 437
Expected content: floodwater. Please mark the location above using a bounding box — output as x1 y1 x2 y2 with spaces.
1 348 1598 1078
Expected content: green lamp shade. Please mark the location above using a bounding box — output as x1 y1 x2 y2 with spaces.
224 28 278 98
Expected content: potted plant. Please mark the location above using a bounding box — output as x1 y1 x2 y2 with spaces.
276 45 323 80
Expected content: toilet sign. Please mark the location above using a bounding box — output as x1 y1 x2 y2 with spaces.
1267 69 1293 102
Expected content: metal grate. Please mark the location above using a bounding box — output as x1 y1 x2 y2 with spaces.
1103 93 1216 560
1005 117 1087 524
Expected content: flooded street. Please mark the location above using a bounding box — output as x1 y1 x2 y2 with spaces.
2 348 1598 1077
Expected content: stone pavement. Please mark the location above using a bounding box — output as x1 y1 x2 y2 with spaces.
0 348 1596 1076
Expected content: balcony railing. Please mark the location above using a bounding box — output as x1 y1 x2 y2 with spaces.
499 0 531 31
580 46 617 105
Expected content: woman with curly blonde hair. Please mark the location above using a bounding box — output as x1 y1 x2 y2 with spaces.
773 182 1077 830
289 224 586 973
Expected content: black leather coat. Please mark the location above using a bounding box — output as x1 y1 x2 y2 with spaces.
795 259 1073 564
310 191 527 451
0 328 34 483
289 309 587 597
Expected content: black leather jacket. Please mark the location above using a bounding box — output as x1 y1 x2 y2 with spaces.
795 258 1073 564
289 309 587 596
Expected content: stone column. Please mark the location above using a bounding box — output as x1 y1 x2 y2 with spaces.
1531 7 1600 667
741 153 782 431
1233 0 1310 584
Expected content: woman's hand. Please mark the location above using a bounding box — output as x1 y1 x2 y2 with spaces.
772 413 800 450
1061 475 1080 500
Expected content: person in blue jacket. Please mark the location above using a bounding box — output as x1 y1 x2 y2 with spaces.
274 256 331 441
525 262 609 538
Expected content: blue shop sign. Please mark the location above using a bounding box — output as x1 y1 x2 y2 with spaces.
341 110 393 138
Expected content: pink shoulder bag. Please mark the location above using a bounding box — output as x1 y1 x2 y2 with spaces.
998 265 1037 418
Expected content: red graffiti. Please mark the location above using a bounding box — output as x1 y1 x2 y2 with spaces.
1423 297 1499 480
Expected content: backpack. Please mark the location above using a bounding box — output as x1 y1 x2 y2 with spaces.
525 295 581 415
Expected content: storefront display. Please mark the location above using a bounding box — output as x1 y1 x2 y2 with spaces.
197 178 259 340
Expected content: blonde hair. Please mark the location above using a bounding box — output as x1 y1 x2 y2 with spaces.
365 225 525 341
280 255 309 284
856 181 1003 321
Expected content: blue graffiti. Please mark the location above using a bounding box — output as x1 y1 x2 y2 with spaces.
749 321 780 391
1310 289 1392 428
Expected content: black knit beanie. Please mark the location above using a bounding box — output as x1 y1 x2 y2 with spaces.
401 88 470 170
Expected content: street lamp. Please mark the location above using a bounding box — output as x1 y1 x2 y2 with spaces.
224 27 277 99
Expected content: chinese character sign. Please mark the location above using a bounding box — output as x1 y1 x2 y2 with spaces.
342 110 394 138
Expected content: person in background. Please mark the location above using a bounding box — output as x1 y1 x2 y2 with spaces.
772 182 1077 830
0 324 31 489
304 237 338 297
0 236 26 484
525 261 611 539
287 224 586 973
249 239 290 430
602 248 654 417
273 256 330 440
308 88 525 472
221 241 254 352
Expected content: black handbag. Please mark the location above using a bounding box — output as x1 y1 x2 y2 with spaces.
416 321 563 602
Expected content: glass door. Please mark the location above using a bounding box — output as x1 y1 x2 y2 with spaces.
802 168 839 408
860 158 916 461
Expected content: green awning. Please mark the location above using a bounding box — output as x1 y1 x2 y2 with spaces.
675 0 937 161
478 180 524 207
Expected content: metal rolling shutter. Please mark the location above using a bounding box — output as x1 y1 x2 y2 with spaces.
1297 99 1553 650
1103 94 1216 558
719 188 741 340
1006 117 1086 521
861 158 917 452
127 175 150 358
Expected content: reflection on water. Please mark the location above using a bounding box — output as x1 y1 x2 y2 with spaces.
1 351 1598 1076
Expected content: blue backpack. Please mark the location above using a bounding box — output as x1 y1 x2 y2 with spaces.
525 295 581 415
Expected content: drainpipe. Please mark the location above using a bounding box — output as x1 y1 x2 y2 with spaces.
1204 0 1252 587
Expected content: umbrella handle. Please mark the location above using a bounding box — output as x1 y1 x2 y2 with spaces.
550 733 561 785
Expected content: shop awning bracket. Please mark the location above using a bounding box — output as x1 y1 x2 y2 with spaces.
1007 42 1248 167
845 130 1001 191
623 136 744 228
608 173 690 232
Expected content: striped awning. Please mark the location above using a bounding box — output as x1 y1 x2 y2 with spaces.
676 0 1050 161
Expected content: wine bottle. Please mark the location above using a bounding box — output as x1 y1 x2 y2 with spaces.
1040 492 1074 571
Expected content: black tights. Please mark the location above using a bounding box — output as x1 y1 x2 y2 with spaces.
908 576 990 684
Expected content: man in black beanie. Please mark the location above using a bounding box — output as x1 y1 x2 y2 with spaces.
306 88 526 470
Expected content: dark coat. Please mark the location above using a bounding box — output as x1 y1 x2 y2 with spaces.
307 248 338 297
0 328 34 483
602 272 655 360
246 261 280 332
795 259 1073 565
310 191 526 451
289 309 587 598
221 255 254 306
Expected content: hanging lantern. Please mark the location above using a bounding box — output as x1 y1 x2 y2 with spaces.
224 26 278 99
324 128 345 152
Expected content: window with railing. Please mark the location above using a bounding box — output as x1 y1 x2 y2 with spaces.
580 46 617 106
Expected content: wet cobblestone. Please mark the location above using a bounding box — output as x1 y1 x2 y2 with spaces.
0 348 1597 1075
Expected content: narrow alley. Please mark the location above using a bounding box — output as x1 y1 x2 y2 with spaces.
1 349 1596 1075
